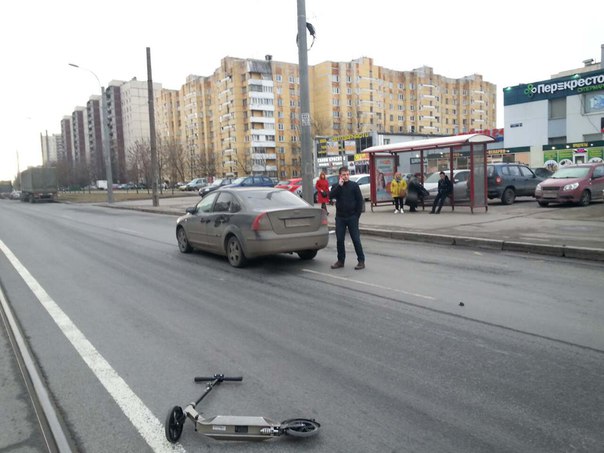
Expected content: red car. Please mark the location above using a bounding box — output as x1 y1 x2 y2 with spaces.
535 163 604 207
275 178 303 196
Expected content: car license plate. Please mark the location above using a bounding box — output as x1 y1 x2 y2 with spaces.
543 193 557 198
285 218 309 227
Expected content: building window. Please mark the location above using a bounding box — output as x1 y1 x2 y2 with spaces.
549 97 566 119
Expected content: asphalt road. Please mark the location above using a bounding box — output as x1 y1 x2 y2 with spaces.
1 200 603 452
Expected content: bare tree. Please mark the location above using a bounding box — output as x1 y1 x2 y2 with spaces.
157 135 187 186
128 140 152 187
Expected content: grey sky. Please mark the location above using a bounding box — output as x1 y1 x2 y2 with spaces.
1 0 601 180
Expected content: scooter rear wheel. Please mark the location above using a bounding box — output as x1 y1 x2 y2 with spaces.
281 418 320 437
165 406 185 443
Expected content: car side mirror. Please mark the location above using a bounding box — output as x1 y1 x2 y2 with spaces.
186 207 196 214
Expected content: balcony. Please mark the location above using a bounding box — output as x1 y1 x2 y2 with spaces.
252 140 276 148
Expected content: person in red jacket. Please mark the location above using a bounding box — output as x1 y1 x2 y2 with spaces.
315 171 331 214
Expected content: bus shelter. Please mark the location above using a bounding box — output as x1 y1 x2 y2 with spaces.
363 134 495 213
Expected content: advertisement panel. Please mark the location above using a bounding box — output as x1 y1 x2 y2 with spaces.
374 156 395 203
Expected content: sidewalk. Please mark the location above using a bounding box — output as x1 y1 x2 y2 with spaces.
99 194 604 262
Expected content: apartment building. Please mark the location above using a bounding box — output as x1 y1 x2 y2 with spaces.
104 82 126 183
85 95 104 181
40 132 61 166
71 107 88 170
120 78 162 181
309 57 496 137
154 55 496 181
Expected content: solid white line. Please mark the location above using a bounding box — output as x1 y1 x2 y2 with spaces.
302 268 435 300
0 240 186 453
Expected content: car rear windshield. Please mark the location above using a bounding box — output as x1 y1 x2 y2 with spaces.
241 190 309 209
552 167 590 178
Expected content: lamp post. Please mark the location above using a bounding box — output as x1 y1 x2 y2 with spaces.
68 63 114 203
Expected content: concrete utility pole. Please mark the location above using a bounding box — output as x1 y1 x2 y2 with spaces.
146 47 159 207
297 0 313 204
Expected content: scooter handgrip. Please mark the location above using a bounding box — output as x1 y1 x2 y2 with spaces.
194 375 243 382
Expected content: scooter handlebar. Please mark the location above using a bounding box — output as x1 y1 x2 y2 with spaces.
194 374 243 383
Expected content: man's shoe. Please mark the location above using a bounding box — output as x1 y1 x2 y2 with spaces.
331 261 344 269
354 261 365 270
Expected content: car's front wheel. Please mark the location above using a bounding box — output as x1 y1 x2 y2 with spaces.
176 227 193 253
578 190 591 207
226 236 247 267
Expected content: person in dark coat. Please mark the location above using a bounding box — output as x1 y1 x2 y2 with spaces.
430 171 452 214
329 166 365 270
315 171 330 214
406 173 429 212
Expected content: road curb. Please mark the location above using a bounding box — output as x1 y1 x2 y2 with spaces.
563 245 604 262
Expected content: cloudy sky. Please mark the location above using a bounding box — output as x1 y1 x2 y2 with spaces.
1 0 601 181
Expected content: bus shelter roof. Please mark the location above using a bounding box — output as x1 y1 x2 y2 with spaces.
363 133 495 154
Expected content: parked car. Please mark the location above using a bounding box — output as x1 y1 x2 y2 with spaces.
175 187 329 267
183 178 208 191
424 169 471 202
223 175 275 189
531 167 554 179
275 178 303 196
487 163 544 204
9 190 21 200
535 163 604 207
198 178 233 197
349 174 371 200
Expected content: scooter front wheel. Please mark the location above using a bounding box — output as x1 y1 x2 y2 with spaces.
165 406 185 443
281 418 320 437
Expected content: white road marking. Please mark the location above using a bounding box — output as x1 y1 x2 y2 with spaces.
0 240 186 453
302 268 435 300
118 228 139 234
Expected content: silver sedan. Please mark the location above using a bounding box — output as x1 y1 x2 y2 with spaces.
176 187 329 267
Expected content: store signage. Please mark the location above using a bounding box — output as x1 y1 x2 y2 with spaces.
504 69 604 106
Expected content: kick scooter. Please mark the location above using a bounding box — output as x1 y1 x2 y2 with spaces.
165 374 320 442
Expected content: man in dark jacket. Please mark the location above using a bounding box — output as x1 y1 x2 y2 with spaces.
329 166 365 270
430 171 452 214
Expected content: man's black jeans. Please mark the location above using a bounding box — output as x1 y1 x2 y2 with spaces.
335 215 365 263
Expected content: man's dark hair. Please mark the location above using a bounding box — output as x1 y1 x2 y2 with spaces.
338 166 349 174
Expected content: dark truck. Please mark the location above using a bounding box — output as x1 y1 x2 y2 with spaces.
20 167 58 202
0 180 13 199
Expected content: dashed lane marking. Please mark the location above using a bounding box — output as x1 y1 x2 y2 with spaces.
302 268 435 300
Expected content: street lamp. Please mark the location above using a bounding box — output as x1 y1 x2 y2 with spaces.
68 63 114 203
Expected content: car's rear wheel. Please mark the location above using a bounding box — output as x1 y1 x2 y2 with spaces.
501 188 516 205
537 200 549 207
579 190 591 207
176 227 193 253
297 250 318 260
227 236 247 267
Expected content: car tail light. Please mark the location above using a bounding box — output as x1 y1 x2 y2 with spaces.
495 176 502 185
321 211 328 225
251 212 271 231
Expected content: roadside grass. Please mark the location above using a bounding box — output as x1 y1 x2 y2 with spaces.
58 190 196 203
